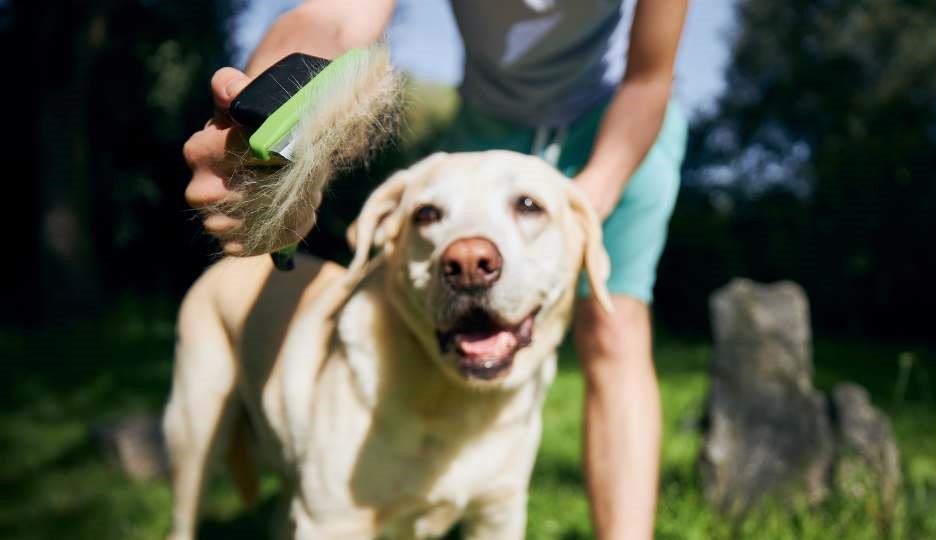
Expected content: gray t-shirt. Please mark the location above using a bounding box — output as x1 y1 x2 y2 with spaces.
450 0 636 127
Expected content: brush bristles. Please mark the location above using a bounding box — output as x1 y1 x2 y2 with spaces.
210 44 404 256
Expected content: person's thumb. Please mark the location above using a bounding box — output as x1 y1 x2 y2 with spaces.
211 67 251 111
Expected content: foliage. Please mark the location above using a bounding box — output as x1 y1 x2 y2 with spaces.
0 0 239 326
1 303 933 539
658 0 936 338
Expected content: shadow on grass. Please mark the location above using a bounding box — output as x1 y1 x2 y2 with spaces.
197 495 278 540
0 302 177 540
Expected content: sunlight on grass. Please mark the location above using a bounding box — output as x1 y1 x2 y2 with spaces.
1 304 933 539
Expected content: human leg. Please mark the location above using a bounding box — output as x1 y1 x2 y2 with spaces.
574 295 660 540
565 103 686 539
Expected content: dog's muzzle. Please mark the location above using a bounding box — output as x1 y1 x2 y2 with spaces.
432 237 538 380
435 306 538 380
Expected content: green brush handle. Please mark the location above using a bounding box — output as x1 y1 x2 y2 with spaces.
271 244 298 271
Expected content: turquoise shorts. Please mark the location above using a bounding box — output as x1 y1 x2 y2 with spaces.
438 99 688 303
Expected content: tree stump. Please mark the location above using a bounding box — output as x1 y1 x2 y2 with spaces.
701 278 900 514
830 383 901 509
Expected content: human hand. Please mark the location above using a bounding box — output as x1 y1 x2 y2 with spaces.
182 68 254 254
573 168 621 222
185 67 320 256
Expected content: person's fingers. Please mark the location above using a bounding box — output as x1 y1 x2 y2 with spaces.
211 67 251 111
222 241 245 256
183 122 249 171
203 214 244 235
181 68 256 251
185 169 234 209
182 129 216 172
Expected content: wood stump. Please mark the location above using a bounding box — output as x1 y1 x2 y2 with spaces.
702 278 900 514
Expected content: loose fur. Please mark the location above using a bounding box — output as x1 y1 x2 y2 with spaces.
210 43 404 256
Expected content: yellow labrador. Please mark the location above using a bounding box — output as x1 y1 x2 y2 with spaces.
164 151 611 539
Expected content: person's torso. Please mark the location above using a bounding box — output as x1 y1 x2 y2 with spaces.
450 0 635 127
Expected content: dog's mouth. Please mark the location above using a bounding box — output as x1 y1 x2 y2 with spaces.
435 307 539 380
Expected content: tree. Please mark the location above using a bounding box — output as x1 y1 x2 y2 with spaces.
660 0 936 338
0 0 239 326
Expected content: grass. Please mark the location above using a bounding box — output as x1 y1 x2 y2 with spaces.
1 299 934 539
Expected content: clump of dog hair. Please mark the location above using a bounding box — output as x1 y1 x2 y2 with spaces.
209 44 404 256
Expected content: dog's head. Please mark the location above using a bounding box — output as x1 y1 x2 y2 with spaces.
347 151 611 390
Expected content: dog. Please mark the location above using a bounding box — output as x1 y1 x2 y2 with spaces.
164 150 612 539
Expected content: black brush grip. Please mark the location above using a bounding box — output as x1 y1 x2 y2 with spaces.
229 53 331 131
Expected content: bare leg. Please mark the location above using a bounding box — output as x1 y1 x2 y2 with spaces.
574 295 661 540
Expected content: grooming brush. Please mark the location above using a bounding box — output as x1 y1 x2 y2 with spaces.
225 45 402 270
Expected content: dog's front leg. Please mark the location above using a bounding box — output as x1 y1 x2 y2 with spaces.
461 488 528 540
163 303 239 540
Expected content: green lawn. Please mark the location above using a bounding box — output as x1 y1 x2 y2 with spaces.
2 300 934 539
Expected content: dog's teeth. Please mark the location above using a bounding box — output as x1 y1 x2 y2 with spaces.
484 361 493 369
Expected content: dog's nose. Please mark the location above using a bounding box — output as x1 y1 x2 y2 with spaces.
441 237 502 290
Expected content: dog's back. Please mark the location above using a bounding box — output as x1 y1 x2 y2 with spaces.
164 254 347 539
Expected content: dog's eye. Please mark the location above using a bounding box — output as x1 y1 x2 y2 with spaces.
412 204 443 226
514 195 545 215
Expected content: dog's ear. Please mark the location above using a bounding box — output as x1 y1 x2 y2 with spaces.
346 152 449 277
346 171 409 277
566 183 614 314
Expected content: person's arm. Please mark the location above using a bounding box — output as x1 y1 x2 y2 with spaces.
574 2 688 540
183 0 396 254
574 0 688 220
243 0 395 76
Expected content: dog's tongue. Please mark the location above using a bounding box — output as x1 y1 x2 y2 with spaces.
456 330 518 360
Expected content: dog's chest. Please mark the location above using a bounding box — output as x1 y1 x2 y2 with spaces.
301 379 536 537
282 289 542 535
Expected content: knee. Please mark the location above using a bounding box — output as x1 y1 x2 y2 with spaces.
573 300 618 361
573 295 651 373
